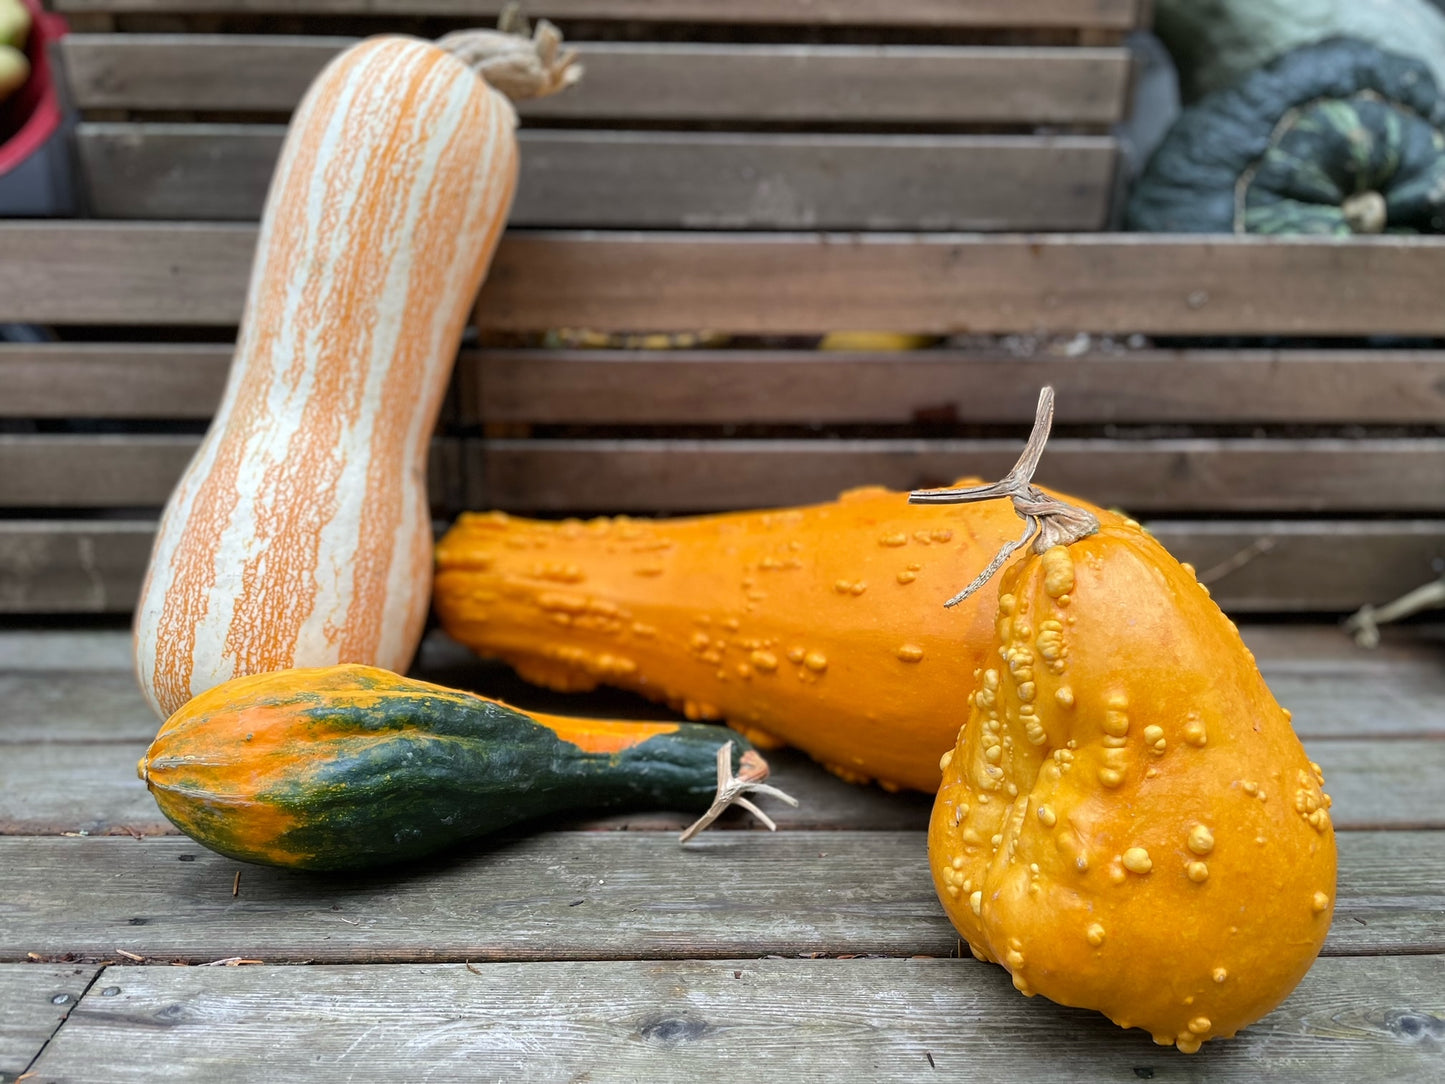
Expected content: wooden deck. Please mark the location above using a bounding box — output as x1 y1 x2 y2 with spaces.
2 624 1442 1081
6 1 1443 1077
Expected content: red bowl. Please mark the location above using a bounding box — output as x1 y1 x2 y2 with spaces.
0 0 68 176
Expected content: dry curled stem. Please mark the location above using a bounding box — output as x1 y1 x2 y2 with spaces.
909 386 1099 607
679 742 800 844
1344 576 1445 648
437 3 582 101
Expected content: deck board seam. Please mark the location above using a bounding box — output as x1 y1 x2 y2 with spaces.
18 964 107 1081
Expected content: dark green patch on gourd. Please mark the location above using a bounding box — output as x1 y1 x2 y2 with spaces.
1128 38 1445 234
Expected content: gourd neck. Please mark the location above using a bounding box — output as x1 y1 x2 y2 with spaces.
437 3 581 102
909 386 1099 606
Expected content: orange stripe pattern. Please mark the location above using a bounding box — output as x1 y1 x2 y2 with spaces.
135 37 519 719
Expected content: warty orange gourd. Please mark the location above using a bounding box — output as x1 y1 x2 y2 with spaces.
919 390 1337 1052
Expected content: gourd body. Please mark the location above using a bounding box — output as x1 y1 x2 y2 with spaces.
139 664 755 870
134 36 519 719
1127 38 1445 235
928 523 1337 1052
433 484 1122 793
1154 0 1445 103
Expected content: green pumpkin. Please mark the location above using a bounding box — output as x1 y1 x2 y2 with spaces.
1154 0 1445 104
1127 38 1445 235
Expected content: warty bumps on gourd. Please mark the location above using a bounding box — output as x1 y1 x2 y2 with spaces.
432 482 1126 794
919 393 1336 1053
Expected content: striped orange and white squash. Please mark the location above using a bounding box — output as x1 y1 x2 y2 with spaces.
134 23 578 719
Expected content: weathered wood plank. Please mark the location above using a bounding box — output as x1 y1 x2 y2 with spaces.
460 347 1445 425
0 630 135 672
1314 740 1445 830
60 37 1133 124
0 436 458 510
76 125 1117 230
49 1 1144 30
4 520 1442 614
3 723 1440 836
0 741 931 837
474 232 1445 336
0 522 154 614
25 956 1445 1083
6 435 1438 513
1152 521 1445 614
0 743 176 837
0 672 159 742
471 438 1445 514
12 344 1445 424
1 832 1440 964
6 627 1441 745
0 343 230 419
7 226 1445 335
0 964 99 1081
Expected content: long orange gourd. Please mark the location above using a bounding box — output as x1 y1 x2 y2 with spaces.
921 392 1336 1051
433 483 1124 793
133 20 578 719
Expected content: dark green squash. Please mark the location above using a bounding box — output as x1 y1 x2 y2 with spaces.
1154 0 1445 104
1127 38 1445 235
138 664 782 871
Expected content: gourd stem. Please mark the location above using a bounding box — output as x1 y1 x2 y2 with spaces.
1341 190 1387 235
679 743 801 844
1344 575 1445 648
437 3 582 102
908 386 1100 607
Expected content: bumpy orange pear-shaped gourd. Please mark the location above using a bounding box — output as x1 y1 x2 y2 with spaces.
922 392 1336 1052
433 484 1122 793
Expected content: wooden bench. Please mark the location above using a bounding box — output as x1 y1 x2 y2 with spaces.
1 2 1442 1079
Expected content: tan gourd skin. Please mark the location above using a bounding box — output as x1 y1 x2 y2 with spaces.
433 483 1123 793
928 523 1337 1052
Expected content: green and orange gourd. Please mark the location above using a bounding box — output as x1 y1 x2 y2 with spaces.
138 664 787 871
132 17 579 720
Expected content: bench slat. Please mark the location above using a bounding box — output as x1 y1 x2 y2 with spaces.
3 520 1441 614
50 1 1145 30
7 626 1441 740
26 957 1445 1081
76 124 1118 230
457 347 1445 425
0 436 458 510
6 226 1445 336
61 37 1132 124
3 434 1440 513
468 437 1445 513
1 832 1442 963
10 344 1445 425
